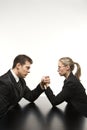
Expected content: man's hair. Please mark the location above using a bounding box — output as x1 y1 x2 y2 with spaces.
12 54 33 68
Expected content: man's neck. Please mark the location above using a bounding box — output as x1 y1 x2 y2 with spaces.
10 69 19 82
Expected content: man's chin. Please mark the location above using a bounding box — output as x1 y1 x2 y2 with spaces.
24 74 28 78
21 75 26 78
59 73 63 76
23 75 27 78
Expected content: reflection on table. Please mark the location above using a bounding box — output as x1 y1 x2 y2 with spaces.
0 97 87 130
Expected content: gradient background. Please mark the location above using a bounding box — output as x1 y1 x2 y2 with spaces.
0 0 87 95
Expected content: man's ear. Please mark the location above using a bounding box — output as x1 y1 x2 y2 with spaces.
16 63 21 69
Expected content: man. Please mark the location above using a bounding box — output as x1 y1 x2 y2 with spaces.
0 54 44 117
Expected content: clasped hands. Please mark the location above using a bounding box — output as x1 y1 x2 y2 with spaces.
40 76 50 89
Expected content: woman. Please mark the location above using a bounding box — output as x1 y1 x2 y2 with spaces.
43 57 87 117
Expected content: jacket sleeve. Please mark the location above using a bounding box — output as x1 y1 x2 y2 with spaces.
45 81 74 106
23 83 44 102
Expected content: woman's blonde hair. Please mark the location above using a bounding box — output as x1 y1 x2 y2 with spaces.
59 57 81 80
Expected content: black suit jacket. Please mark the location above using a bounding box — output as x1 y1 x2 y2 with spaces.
0 70 43 117
45 72 87 116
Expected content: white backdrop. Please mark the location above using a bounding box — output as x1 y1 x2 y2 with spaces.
0 0 87 95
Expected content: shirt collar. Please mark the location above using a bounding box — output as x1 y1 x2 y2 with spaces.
10 69 19 82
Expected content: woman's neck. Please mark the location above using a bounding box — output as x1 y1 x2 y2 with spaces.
65 71 71 79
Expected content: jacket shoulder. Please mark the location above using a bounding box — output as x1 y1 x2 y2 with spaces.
0 70 13 84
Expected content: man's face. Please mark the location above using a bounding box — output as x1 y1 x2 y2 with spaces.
17 61 31 78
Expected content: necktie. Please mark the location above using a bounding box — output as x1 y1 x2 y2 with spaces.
17 80 22 95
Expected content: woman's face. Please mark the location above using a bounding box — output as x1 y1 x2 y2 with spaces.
57 61 69 77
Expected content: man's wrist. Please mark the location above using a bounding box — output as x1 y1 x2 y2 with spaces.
40 83 45 90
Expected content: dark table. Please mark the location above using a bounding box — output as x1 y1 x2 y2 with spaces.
0 96 87 130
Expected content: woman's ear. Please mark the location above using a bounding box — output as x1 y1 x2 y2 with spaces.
66 65 70 71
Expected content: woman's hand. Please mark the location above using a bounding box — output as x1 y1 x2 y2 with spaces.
40 76 50 89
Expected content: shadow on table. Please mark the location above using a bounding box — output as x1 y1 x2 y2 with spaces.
0 103 86 130
0 103 45 130
46 107 65 130
64 104 85 130
46 104 85 130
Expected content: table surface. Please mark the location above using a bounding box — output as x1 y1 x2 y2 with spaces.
0 96 87 130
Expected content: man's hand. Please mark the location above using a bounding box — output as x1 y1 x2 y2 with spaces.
40 76 50 89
